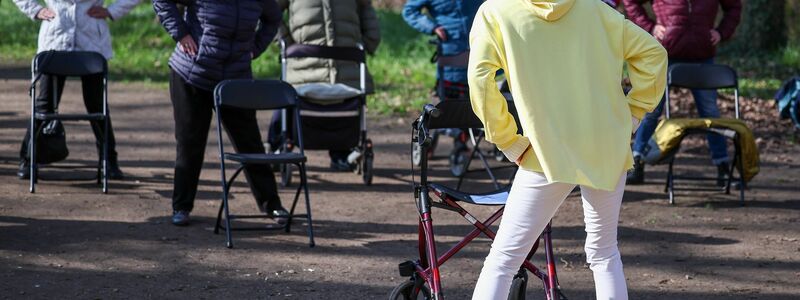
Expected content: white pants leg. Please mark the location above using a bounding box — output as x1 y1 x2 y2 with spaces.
472 169 628 300
581 175 628 300
472 170 575 299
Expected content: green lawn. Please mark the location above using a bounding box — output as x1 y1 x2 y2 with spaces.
0 3 435 114
2 1 797 113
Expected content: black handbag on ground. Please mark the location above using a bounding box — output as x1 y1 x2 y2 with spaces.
31 120 69 164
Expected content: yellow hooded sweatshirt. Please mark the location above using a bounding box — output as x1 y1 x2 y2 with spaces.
469 0 667 191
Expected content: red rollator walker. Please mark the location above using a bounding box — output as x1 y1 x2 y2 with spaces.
390 101 568 300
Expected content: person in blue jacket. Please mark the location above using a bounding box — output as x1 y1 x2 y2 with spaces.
402 0 481 92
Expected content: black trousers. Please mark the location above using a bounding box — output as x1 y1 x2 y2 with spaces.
19 74 118 161
169 70 282 212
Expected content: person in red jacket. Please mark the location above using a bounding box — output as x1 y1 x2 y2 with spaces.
623 0 741 185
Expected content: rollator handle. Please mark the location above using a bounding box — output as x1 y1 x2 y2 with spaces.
423 104 440 118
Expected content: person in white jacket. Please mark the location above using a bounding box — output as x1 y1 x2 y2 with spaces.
12 0 140 180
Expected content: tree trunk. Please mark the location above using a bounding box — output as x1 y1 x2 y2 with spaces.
734 0 787 53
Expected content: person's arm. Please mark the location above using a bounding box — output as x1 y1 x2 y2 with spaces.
622 19 668 121
715 0 742 41
107 0 141 20
252 0 280 59
622 0 655 33
357 0 380 55
12 0 44 20
275 0 293 44
152 0 190 42
402 0 436 35
468 7 529 162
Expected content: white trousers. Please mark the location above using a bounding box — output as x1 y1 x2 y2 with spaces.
472 169 628 300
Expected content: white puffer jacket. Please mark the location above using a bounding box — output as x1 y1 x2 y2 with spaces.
12 0 140 59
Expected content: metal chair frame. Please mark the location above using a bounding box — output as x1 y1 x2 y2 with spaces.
28 51 109 194
663 63 746 205
212 79 314 248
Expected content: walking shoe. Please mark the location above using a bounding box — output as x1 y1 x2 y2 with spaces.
267 207 290 225
17 160 35 180
171 210 191 226
716 162 730 187
109 159 124 180
626 156 645 185
330 158 352 172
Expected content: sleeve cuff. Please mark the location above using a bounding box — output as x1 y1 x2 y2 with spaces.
499 136 531 162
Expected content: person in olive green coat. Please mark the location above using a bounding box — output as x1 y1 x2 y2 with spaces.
271 0 380 171
277 0 380 93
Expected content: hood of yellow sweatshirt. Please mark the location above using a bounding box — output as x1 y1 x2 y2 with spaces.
528 0 575 21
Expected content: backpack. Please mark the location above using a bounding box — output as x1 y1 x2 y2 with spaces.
775 76 800 130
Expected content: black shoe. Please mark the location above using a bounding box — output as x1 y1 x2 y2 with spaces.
171 210 191 226
108 159 124 180
267 207 290 225
626 156 645 185
330 158 352 172
716 163 730 187
17 160 35 180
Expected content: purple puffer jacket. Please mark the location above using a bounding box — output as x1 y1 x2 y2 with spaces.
153 0 281 91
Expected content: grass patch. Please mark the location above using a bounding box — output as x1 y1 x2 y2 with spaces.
0 3 435 114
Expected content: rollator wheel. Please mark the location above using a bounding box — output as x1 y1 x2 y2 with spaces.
280 163 292 187
389 279 431 300
362 150 374 186
449 146 470 177
507 271 528 300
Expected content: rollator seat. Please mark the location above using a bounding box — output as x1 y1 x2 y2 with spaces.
225 152 307 164
429 183 511 206
35 112 106 121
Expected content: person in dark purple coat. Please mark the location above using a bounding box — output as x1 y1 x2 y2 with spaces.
153 0 285 226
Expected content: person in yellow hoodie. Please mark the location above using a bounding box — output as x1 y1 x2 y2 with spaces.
468 1 666 299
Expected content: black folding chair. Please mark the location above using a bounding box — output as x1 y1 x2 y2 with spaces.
212 79 314 248
29 51 110 194
663 63 747 205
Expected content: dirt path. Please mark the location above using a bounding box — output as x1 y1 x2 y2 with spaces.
0 79 798 299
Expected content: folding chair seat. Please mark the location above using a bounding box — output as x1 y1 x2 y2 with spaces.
662 63 750 205
212 79 314 248
28 51 110 194
224 152 307 165
429 183 510 206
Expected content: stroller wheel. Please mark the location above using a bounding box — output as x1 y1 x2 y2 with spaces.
389 278 431 300
280 163 292 187
449 146 470 177
362 150 374 186
507 270 528 300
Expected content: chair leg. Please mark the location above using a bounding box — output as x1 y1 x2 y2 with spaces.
222 189 233 248
299 163 315 247
287 170 303 233
214 197 225 234
667 160 675 205
102 117 109 194
737 149 746 206
29 120 36 194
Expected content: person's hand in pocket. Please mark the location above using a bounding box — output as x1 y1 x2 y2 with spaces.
36 7 56 21
87 6 111 19
178 35 198 57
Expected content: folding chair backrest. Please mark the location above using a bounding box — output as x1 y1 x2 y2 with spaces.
666 63 741 119
214 79 297 110
33 51 107 77
668 63 737 90
428 100 521 130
